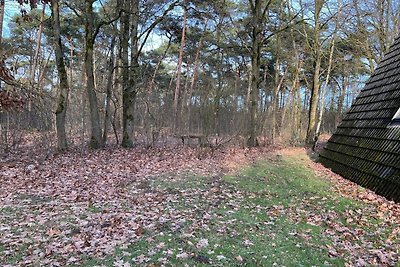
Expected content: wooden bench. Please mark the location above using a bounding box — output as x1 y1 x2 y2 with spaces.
175 134 208 147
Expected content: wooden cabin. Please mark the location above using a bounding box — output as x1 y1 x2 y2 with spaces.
320 36 400 202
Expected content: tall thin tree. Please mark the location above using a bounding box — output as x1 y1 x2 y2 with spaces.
0 0 4 46
122 0 139 147
51 0 69 150
305 0 323 144
84 0 103 148
247 0 267 147
173 0 187 132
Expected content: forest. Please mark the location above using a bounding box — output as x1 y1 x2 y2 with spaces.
0 0 398 151
1 1 400 266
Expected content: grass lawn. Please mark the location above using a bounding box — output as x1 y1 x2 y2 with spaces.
0 149 399 266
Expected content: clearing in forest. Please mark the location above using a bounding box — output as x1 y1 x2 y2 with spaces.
0 147 399 266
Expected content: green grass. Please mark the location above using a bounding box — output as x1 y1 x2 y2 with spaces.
17 193 52 204
79 153 353 266
0 243 31 265
212 155 347 266
2 152 398 266
152 171 210 191
224 156 330 197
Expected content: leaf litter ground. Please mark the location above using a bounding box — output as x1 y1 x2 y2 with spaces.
0 146 399 266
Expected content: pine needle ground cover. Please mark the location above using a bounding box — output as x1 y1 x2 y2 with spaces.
0 148 399 266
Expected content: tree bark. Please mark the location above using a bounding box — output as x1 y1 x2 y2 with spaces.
120 0 176 146
84 0 103 149
121 0 139 147
271 37 281 143
306 0 323 144
180 59 191 132
0 0 4 46
187 22 206 131
313 2 340 150
102 35 116 145
336 75 347 123
271 64 288 144
51 0 69 151
30 3 45 82
247 0 264 147
306 50 321 144
0 0 4 92
120 0 130 146
173 1 187 133
281 57 302 130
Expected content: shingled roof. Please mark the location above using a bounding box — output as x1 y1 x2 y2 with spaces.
319 36 400 202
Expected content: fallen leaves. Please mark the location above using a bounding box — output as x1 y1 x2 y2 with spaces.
0 146 268 265
235 255 243 262
0 146 399 266
196 238 209 249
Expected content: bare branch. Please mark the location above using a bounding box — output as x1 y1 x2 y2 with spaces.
261 0 273 20
63 1 83 19
137 1 179 56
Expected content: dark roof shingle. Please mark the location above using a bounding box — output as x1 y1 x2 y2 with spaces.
320 36 400 202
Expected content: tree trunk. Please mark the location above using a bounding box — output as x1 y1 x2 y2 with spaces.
187 19 208 132
30 3 45 82
0 0 4 91
103 35 116 145
121 0 139 147
173 2 187 132
306 0 323 144
247 0 263 147
213 53 224 136
281 58 302 131
0 0 4 46
37 49 53 88
145 38 171 144
120 0 130 146
313 2 339 149
68 36 74 87
51 0 69 151
271 65 288 143
306 50 321 144
85 0 103 149
336 75 347 124
180 59 191 132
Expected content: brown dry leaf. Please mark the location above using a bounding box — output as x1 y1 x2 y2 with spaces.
47 228 61 237
235 255 243 262
1 146 399 266
372 250 389 265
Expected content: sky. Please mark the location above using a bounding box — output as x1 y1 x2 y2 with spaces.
2 0 168 52
2 0 28 37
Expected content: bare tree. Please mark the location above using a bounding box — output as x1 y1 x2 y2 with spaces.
305 0 324 144
247 0 268 147
0 0 4 46
173 0 187 132
102 35 116 145
84 0 103 149
51 0 69 150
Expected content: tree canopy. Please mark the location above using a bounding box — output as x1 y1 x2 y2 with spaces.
0 0 398 150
